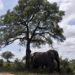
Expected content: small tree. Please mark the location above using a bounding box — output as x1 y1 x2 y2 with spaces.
1 51 14 62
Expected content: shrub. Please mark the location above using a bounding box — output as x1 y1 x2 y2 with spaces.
60 58 73 74
0 59 4 71
13 58 25 71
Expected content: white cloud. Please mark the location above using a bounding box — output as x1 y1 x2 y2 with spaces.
48 0 75 25
48 0 75 60
0 0 4 10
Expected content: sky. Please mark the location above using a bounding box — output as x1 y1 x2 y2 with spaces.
0 0 75 60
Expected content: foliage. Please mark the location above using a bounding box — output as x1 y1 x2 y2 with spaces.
0 59 3 67
3 62 10 70
60 58 73 74
13 58 25 71
70 60 75 74
0 59 4 71
1 51 14 62
0 0 65 47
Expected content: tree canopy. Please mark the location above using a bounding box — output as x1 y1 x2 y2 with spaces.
0 0 65 68
0 0 65 47
1 51 14 62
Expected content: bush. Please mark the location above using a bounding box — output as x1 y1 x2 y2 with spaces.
60 58 73 74
0 59 4 71
0 59 3 67
13 58 25 71
3 62 10 71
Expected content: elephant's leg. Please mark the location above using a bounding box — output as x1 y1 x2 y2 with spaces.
56 58 60 72
48 60 55 73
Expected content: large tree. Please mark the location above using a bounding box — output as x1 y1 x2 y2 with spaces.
0 0 65 68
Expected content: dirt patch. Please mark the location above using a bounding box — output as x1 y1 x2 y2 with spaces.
0 72 14 75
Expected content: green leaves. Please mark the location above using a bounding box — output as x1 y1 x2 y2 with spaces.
1 51 14 61
0 0 65 48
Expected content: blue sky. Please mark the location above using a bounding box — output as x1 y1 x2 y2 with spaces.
68 19 75 25
0 0 75 60
0 0 18 15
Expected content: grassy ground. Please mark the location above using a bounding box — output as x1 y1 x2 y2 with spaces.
0 72 73 75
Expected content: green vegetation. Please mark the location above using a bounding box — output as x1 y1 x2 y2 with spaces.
0 55 75 75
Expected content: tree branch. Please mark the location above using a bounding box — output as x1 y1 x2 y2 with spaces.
34 31 54 36
28 14 35 22
5 36 27 47
30 21 40 41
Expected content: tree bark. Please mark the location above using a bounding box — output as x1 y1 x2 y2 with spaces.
26 41 31 69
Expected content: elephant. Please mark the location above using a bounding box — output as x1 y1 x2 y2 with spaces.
47 50 60 72
30 49 60 72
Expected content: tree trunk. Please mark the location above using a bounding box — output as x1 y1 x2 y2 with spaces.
26 42 31 69
7 59 9 63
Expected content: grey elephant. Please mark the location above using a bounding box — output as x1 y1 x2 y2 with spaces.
30 49 60 72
